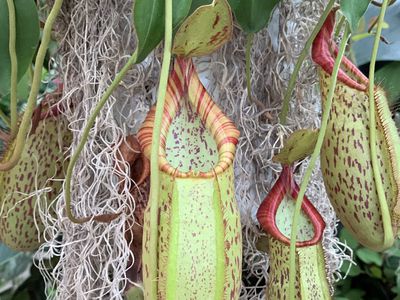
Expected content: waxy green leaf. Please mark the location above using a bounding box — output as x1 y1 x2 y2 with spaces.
0 0 39 97
133 0 192 63
340 0 371 32
356 248 383 266
231 0 280 33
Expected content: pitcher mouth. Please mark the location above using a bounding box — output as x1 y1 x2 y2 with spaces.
312 10 369 91
138 58 239 178
256 165 326 247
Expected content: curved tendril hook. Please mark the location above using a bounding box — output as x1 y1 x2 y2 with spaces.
0 0 64 171
64 51 138 224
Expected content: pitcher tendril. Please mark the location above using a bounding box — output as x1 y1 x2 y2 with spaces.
6 0 18 136
64 50 137 224
368 0 393 248
144 0 173 297
245 32 254 104
279 0 335 125
0 0 64 171
288 23 350 300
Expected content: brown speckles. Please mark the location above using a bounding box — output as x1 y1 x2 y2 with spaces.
0 116 71 251
319 69 398 251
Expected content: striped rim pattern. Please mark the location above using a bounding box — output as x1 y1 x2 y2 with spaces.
137 57 240 178
256 165 326 247
312 11 369 91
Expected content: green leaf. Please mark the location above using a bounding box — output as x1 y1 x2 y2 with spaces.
375 61 400 105
227 0 239 10
340 0 371 32
344 289 366 300
0 0 40 97
340 260 363 277
232 0 280 33
133 0 164 63
356 247 383 266
16 70 30 100
339 227 359 249
133 0 192 63
188 0 212 15
369 265 382 279
383 266 395 279
173 0 193 29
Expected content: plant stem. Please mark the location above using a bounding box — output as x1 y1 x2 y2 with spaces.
145 0 173 297
0 0 64 170
368 0 393 248
6 0 18 136
0 110 11 128
64 51 137 224
279 0 335 125
245 32 254 104
288 24 350 300
334 15 345 38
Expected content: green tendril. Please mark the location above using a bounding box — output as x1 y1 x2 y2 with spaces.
245 32 254 104
6 0 18 136
334 15 346 38
368 0 393 248
279 0 335 125
64 51 138 224
0 0 64 171
0 110 11 128
145 0 173 297
288 23 350 300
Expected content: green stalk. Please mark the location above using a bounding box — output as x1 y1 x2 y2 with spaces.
334 15 346 38
288 24 350 300
279 0 335 125
0 0 64 170
245 32 254 104
6 0 18 136
146 0 173 296
64 51 137 224
368 0 393 247
0 110 11 128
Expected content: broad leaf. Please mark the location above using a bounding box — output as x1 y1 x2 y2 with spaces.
172 0 233 57
375 61 400 105
173 0 193 29
340 0 371 32
232 0 280 33
133 0 192 63
340 260 363 277
339 228 359 249
0 0 40 97
356 248 383 266
227 0 239 10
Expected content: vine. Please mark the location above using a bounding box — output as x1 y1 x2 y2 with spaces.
64 51 138 224
245 32 254 104
0 0 64 170
6 0 17 136
144 0 173 297
367 0 392 248
288 22 350 300
279 0 335 125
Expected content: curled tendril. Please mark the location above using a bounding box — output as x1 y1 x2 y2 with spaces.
0 0 64 171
